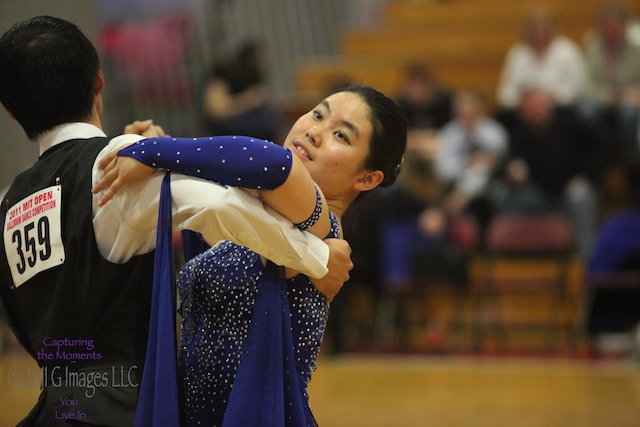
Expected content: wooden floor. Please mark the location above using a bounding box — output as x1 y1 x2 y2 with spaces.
1 349 639 427
310 355 640 427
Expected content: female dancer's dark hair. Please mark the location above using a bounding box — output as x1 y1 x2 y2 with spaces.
336 84 407 188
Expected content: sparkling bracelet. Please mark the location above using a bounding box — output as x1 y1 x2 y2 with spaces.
294 185 322 230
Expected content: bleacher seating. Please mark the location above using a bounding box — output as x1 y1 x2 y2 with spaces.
298 0 640 353
295 0 640 113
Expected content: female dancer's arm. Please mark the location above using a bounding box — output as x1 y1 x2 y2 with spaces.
93 135 344 299
93 135 330 238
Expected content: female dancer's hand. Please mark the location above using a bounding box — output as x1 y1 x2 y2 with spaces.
309 238 353 302
92 155 157 206
92 119 166 205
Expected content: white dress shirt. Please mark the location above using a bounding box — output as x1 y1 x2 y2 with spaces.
38 123 329 279
496 35 587 108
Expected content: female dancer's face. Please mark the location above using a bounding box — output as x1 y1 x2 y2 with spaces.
283 91 375 199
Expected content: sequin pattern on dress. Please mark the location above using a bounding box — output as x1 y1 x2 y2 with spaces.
178 241 264 426
177 213 340 426
287 212 340 391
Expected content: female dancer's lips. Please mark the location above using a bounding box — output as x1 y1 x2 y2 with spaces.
293 143 312 160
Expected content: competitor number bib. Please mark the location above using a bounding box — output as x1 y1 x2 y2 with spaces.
3 185 65 288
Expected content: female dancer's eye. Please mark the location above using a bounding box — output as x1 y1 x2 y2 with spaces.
312 110 323 120
335 130 350 144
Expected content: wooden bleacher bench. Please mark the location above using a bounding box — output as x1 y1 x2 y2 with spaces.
294 0 640 115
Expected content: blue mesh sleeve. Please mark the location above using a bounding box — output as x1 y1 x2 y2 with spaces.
118 135 293 190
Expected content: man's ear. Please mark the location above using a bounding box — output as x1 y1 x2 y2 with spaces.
95 69 105 95
354 170 384 192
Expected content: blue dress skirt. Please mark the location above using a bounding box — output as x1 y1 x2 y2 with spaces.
178 215 339 426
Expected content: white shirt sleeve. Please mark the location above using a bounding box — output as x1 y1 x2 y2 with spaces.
91 135 330 279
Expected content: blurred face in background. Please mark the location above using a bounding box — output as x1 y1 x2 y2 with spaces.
454 91 483 128
523 10 555 53
518 88 555 129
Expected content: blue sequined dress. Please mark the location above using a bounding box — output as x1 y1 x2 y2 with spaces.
177 214 339 427
118 135 337 426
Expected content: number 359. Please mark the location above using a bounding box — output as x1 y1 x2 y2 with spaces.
11 217 52 274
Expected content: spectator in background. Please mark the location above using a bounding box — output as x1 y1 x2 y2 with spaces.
380 60 452 256
366 60 454 293
360 62 457 300
371 90 507 332
202 39 283 142
397 61 452 132
435 89 508 233
494 87 612 259
579 3 640 165
392 61 453 204
496 6 586 111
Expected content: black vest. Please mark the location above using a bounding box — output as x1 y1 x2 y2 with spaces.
0 138 155 426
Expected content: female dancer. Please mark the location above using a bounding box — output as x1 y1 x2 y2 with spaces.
95 84 407 426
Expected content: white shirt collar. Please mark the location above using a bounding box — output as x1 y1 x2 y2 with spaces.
38 122 107 156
